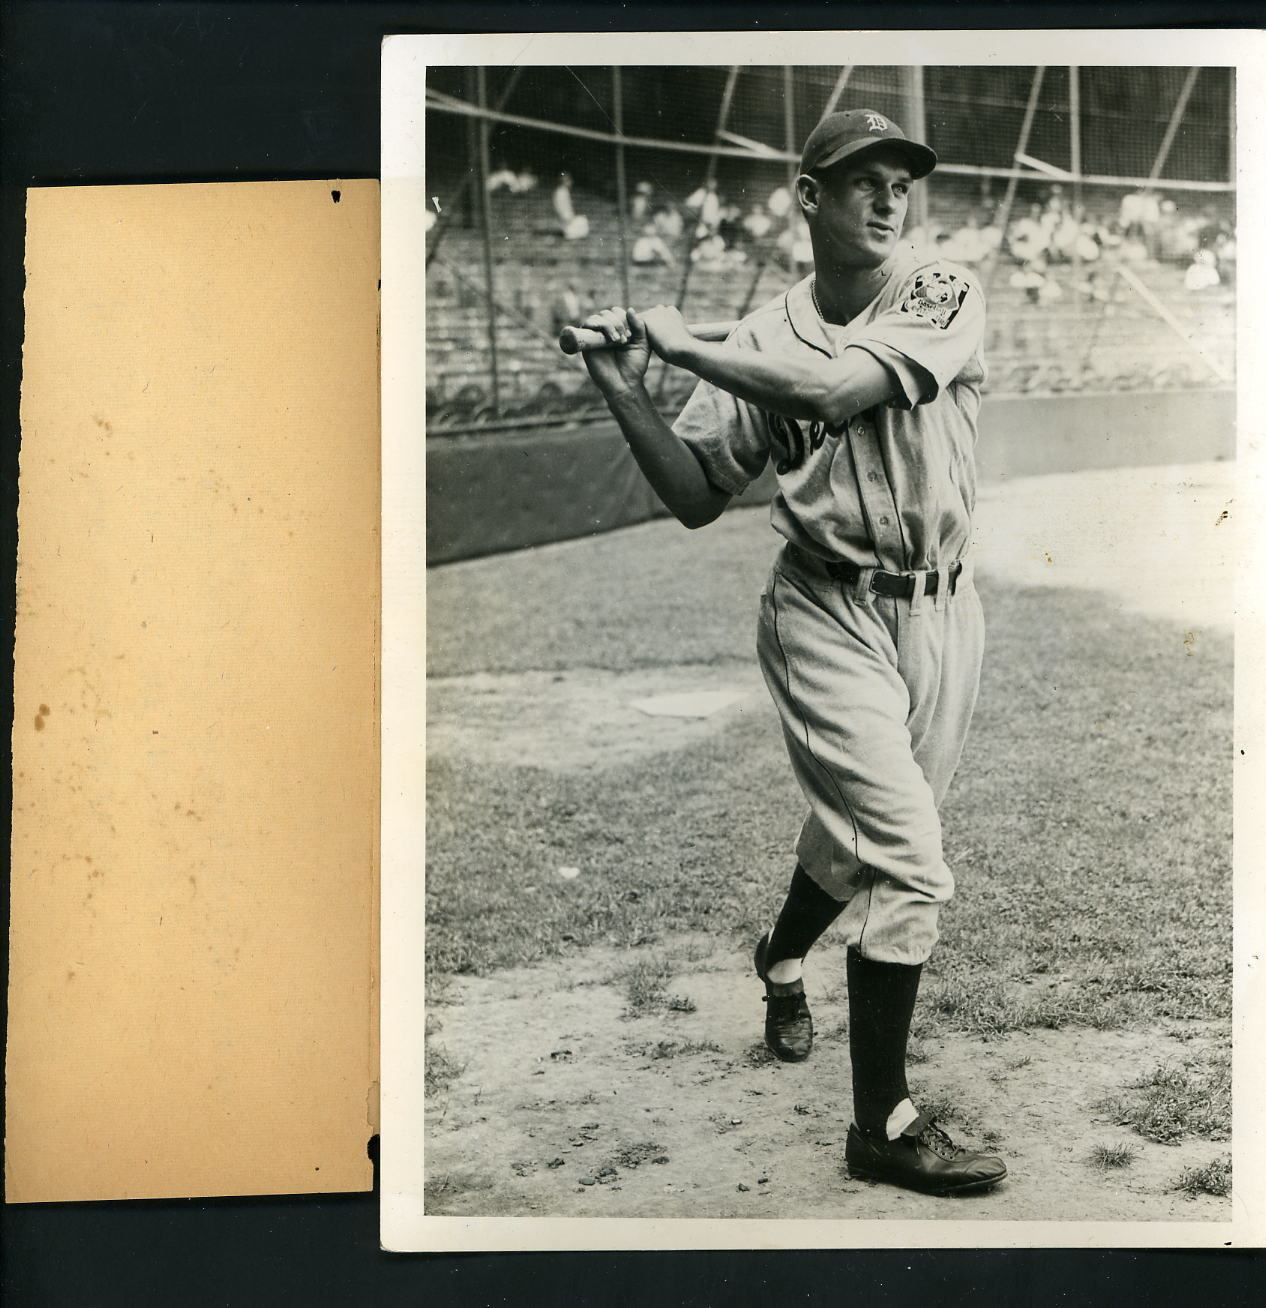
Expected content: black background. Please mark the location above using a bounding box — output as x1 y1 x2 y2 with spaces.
2 2 1262 1303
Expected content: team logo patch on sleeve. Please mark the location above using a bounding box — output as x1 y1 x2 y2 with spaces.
899 270 969 329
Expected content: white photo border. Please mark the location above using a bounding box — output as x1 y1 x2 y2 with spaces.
382 28 1266 1252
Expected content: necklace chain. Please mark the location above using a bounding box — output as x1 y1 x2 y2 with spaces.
812 269 893 323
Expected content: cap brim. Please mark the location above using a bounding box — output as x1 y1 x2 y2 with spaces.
812 137 937 180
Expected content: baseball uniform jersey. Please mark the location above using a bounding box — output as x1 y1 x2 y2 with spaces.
673 250 988 965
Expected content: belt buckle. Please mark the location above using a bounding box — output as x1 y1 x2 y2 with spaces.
867 569 900 598
868 564 960 600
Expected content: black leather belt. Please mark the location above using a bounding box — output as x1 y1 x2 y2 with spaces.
787 543 962 598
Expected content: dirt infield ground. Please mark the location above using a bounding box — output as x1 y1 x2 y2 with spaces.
424 943 1228 1222
424 460 1234 1226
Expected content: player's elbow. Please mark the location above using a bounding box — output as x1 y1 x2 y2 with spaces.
678 501 726 530
676 487 731 530
784 378 831 426
809 383 859 428
793 378 852 428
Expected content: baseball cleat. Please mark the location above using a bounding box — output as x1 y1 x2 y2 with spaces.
754 932 814 1062
845 1115 1007 1196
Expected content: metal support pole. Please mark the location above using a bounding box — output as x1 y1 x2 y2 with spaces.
657 66 742 399
1115 262 1229 382
710 66 742 191
1227 67 1237 185
984 66 1047 292
903 65 929 233
613 67 631 308
1070 66 1083 282
463 68 482 232
821 66 855 119
427 66 524 268
474 66 501 413
672 63 741 303
1069 65 1082 182
1149 67 1201 183
783 65 798 195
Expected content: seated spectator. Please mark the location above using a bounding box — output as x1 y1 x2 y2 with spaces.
685 178 722 234
1067 204 1103 262
1009 203 1049 265
1036 271 1064 307
1192 205 1226 253
552 172 590 240
1048 209 1083 263
1119 228 1149 263
1039 185 1066 249
1184 248 1221 292
767 184 794 219
1097 220 1124 259
486 163 520 193
1156 199 1194 263
691 232 730 268
652 204 683 242
1178 209 1206 257
631 224 675 266
1138 190 1163 259
776 216 813 272
742 206 773 241
487 163 537 194
631 180 654 224
718 202 743 248
1074 229 1101 262
1119 186 1153 238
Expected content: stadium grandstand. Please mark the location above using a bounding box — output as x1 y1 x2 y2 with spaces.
423 66 1235 558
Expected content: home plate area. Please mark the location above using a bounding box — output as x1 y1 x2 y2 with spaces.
426 663 769 774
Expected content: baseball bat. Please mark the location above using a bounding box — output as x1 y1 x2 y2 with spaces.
558 319 737 355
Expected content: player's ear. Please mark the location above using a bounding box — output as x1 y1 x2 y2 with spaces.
795 173 820 218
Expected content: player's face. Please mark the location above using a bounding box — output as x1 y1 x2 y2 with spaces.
804 150 913 271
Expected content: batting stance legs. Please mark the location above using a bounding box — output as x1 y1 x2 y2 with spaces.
754 545 986 1157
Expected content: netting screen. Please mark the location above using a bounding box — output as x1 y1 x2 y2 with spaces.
424 65 1235 433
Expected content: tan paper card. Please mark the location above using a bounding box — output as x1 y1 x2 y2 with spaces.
7 180 380 1202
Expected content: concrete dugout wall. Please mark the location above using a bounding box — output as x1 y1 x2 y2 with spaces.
427 388 1234 565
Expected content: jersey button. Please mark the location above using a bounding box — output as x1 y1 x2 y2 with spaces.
879 515 891 527
867 471 880 483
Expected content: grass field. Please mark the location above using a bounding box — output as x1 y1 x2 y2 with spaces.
427 506 1231 1020
426 491 1233 1168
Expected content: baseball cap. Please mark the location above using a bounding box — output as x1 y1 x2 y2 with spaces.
799 109 937 180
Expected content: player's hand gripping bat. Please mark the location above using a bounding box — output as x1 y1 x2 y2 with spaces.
558 319 737 355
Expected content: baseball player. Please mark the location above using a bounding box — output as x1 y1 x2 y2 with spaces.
579 108 1005 1196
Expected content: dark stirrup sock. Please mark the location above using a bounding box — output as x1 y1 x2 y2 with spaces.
847 946 924 1138
766 864 848 967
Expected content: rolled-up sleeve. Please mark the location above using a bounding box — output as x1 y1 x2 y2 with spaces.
848 262 985 408
671 326 772 495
